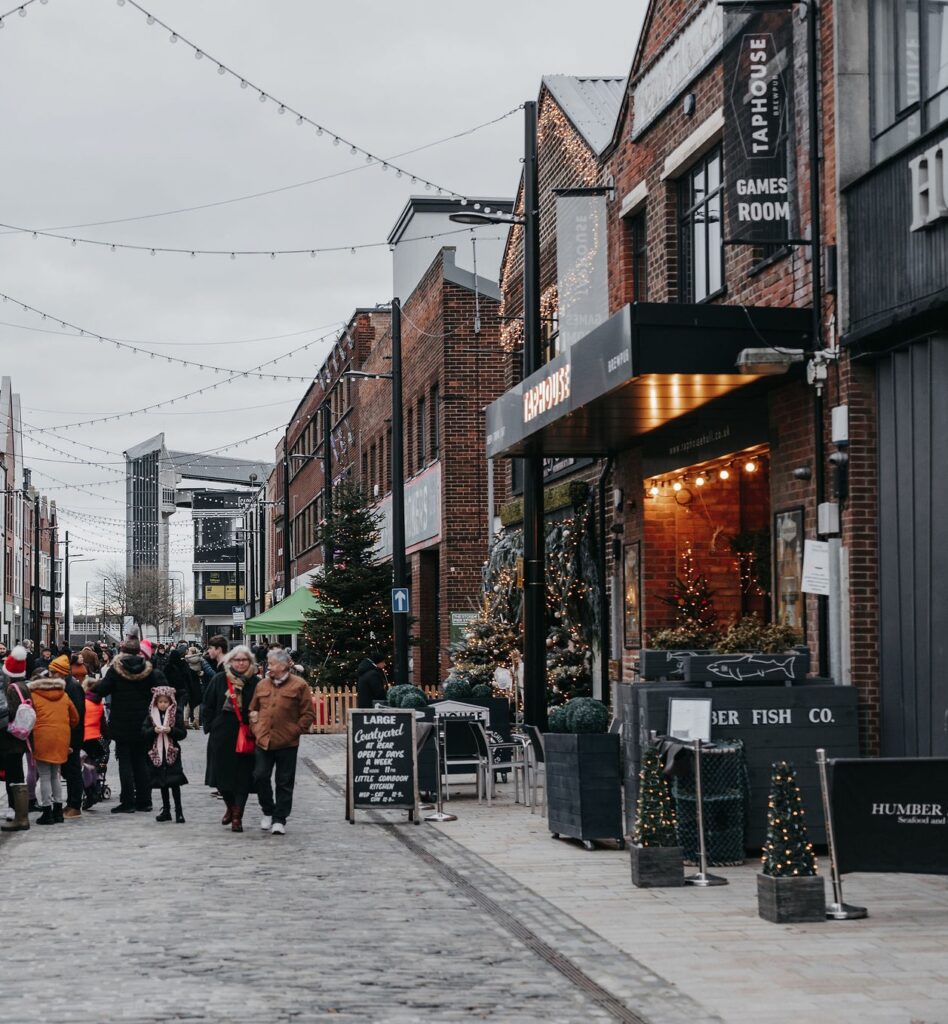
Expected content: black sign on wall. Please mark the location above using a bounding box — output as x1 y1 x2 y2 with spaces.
347 708 419 822
723 3 796 244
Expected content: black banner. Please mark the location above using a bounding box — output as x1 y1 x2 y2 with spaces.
347 708 418 817
723 3 795 244
831 758 948 875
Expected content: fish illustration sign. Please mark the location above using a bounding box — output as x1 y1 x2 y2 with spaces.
683 651 809 683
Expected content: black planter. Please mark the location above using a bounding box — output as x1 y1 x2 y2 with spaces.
757 872 826 923
638 648 711 680
682 652 809 684
545 732 623 849
630 844 684 887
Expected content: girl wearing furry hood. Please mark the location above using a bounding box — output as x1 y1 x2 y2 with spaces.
141 685 188 823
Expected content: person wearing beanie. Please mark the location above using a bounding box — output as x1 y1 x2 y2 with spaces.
29 668 79 825
93 635 171 813
1 646 33 832
139 638 154 661
48 655 86 819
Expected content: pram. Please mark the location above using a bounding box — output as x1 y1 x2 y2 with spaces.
80 740 111 808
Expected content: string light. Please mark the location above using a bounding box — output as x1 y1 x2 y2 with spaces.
718 468 730 480
695 475 705 487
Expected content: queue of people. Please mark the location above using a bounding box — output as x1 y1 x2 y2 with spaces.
1 632 316 837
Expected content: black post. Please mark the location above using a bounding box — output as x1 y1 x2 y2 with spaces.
247 510 256 621
32 493 40 652
258 497 266 618
64 529 70 646
322 401 334 572
521 100 547 731
806 0 829 678
49 510 56 647
282 440 291 602
390 297 410 687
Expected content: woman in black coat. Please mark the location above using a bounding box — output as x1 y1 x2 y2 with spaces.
94 638 170 813
202 645 258 833
163 647 203 726
0 666 32 832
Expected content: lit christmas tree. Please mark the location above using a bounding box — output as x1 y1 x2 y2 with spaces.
662 546 716 629
446 611 519 694
632 745 679 847
546 623 592 706
301 483 394 687
760 761 818 877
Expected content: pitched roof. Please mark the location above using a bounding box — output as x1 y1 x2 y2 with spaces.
541 75 626 156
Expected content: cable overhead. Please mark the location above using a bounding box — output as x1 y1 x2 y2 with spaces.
0 0 45 29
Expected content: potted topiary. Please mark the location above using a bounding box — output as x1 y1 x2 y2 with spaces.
545 697 624 850
757 761 825 923
681 616 807 684
387 685 428 710
639 624 720 681
630 744 683 887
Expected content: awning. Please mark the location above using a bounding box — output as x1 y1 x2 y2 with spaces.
243 586 324 634
485 303 812 458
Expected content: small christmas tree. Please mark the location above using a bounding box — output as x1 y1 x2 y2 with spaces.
301 483 395 687
632 745 679 847
760 761 818 877
661 546 716 630
446 610 519 693
546 624 592 706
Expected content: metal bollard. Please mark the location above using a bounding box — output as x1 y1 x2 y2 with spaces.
684 738 728 887
816 747 867 919
425 716 457 823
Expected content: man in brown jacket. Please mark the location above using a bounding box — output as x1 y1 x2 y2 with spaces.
248 649 314 835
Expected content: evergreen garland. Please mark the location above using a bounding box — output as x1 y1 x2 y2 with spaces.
632 745 679 848
760 761 818 877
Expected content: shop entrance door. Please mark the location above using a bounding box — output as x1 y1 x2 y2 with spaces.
877 335 948 756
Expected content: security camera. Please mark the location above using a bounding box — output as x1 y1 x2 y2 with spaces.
792 466 812 481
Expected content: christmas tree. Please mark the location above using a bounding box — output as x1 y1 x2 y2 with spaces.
632 745 679 847
446 610 519 693
661 546 716 630
301 483 394 687
760 761 818 877
546 623 592 706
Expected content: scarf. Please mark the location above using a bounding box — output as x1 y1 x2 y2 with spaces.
223 668 255 710
147 687 179 767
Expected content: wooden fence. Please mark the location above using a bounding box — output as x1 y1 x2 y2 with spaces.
310 686 442 734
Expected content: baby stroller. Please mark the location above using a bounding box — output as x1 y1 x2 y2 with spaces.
80 740 111 809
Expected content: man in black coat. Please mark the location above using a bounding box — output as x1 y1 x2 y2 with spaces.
94 637 170 813
356 649 388 708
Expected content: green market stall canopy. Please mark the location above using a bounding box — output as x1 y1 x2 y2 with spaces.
243 586 324 634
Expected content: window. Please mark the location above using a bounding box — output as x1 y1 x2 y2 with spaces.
872 0 948 160
417 397 426 470
679 148 723 303
430 384 440 459
627 211 647 302
386 426 393 491
406 408 414 477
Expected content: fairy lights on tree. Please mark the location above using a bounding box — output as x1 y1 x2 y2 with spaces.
760 761 818 877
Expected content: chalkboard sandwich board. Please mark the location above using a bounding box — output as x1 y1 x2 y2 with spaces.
347 707 420 824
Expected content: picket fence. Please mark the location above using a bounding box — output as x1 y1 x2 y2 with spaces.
310 685 442 734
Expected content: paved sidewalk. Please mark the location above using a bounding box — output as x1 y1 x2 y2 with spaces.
311 734 948 1024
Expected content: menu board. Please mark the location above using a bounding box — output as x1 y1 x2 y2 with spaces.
347 708 419 823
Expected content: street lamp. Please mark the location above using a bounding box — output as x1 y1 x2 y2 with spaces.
63 549 92 645
450 101 546 729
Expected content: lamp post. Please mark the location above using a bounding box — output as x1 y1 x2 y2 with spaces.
449 100 546 729
63 548 92 646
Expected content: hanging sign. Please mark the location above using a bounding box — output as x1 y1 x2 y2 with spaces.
723 3 796 244
556 192 609 350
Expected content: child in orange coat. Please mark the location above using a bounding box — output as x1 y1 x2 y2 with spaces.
28 669 79 825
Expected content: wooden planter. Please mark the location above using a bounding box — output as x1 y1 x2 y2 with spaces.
630 844 684 888
682 651 809 685
638 648 711 681
757 873 826 923
545 732 624 850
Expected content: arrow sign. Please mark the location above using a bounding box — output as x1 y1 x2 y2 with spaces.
391 587 410 614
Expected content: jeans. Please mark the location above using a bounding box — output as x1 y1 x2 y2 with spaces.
63 747 83 810
254 746 299 823
114 739 152 808
36 761 63 807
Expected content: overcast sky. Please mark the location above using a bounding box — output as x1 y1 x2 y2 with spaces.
2 0 646 609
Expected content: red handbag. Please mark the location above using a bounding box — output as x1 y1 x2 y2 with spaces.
226 678 256 755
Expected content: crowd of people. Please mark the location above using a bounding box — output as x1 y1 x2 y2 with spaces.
0 632 316 837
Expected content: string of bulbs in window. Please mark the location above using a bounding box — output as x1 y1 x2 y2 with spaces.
646 449 769 501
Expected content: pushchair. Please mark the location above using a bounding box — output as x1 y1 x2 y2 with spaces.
80 740 111 809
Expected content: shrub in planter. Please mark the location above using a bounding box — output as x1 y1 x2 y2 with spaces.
443 678 473 701
640 625 721 681
470 683 493 700
564 696 609 734
547 705 569 733
682 616 807 683
399 688 428 710
716 615 802 655
386 684 415 708
631 744 683 887
757 760 825 923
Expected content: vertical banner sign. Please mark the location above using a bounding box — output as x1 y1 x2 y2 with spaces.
556 192 609 350
723 3 795 243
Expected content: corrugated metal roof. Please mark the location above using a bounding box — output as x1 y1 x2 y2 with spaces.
542 75 626 156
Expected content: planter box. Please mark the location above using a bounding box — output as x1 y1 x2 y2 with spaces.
682 652 809 685
545 732 623 848
630 844 684 888
757 872 826 923
639 648 711 680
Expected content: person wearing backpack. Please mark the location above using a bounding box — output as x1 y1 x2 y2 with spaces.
28 667 79 825
1 646 35 832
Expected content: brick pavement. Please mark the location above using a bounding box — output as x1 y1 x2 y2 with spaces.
0 734 709 1024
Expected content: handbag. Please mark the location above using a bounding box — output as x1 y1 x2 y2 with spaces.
225 677 256 755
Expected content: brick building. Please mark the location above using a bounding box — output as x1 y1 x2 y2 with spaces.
486 1 880 749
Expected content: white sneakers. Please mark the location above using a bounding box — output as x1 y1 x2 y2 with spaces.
270 821 286 835
260 815 272 831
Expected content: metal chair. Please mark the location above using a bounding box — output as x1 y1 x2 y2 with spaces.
472 723 528 805
441 718 488 801
522 724 547 814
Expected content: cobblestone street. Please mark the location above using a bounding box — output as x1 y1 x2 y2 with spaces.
0 734 709 1024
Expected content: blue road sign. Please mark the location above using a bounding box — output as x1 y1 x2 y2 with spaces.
392 588 410 614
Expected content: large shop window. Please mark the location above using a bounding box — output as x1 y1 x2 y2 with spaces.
678 148 723 304
872 0 948 160
627 211 647 303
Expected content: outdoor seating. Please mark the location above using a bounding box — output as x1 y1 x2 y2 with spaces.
472 723 529 805
521 724 547 814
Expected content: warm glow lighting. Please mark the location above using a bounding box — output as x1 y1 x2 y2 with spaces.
649 485 659 497
744 461 757 473
673 481 683 492
719 469 730 480
695 475 705 487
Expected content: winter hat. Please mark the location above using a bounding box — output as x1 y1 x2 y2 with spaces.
140 638 154 659
2 645 28 680
72 661 88 682
48 655 72 678
120 637 141 655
